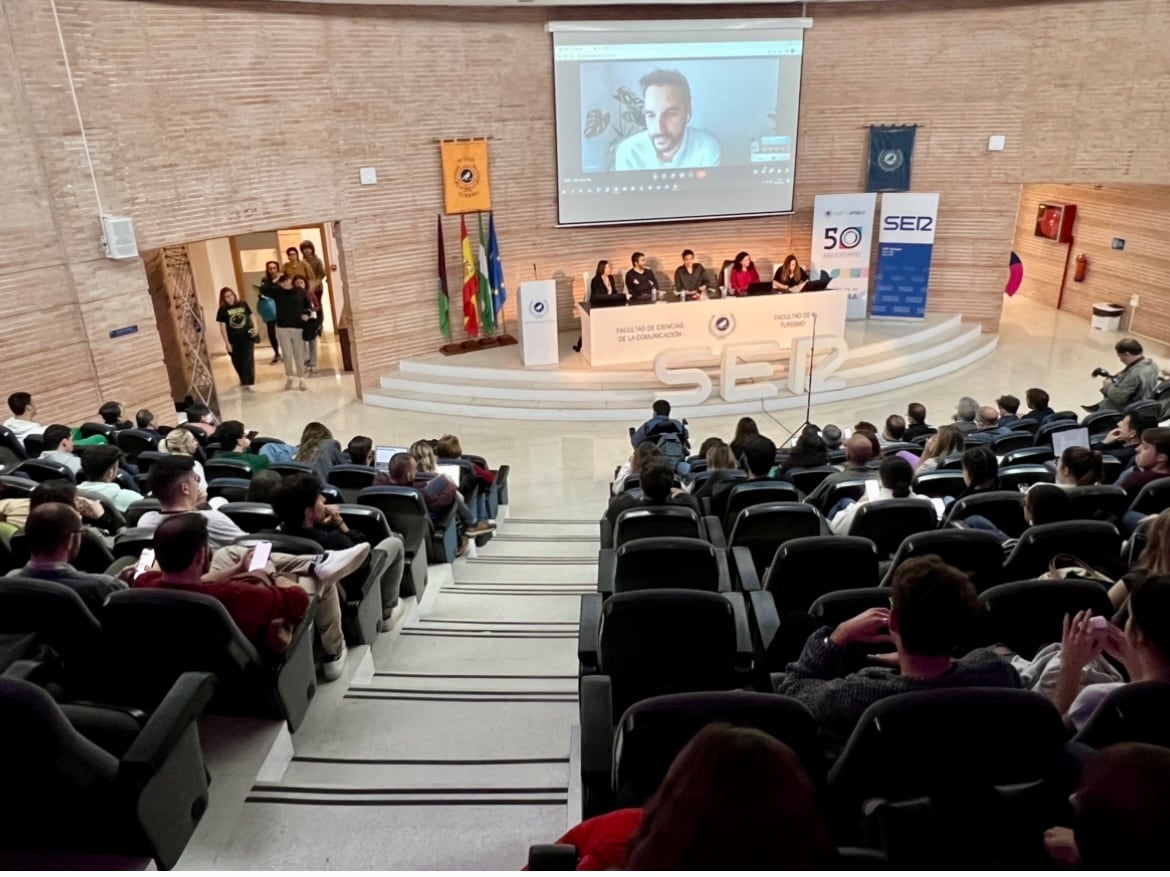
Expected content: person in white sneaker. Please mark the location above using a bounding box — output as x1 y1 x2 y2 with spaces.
132 512 369 681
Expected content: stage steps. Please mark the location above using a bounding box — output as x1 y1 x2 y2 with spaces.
365 314 997 421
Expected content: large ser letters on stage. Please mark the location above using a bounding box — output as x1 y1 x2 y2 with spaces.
872 192 939 319
811 193 877 321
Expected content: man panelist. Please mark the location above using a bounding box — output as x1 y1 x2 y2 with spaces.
672 249 707 301
614 69 722 171
625 252 658 305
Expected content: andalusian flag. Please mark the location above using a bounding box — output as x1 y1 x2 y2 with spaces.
477 214 495 333
460 216 480 337
436 216 450 339
488 213 507 323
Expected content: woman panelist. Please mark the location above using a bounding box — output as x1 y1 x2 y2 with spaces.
574 260 625 352
728 251 759 297
773 253 810 291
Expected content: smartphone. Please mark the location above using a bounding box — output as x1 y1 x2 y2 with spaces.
249 540 272 571
1089 615 1109 631
134 548 155 576
864 480 881 502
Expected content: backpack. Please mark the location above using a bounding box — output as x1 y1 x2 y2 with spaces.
257 294 277 323
650 429 688 469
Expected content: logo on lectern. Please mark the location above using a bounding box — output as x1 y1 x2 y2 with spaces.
709 313 736 338
529 299 548 317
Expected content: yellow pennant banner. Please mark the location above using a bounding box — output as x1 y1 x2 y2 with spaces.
440 139 492 215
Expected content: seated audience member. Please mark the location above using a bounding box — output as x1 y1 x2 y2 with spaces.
435 434 495 486
996 394 1021 428
1045 743 1170 869
38 423 81 475
880 414 907 447
137 455 245 549
134 512 367 679
1057 446 1104 487
407 440 494 536
1117 427 1170 500
0 480 32 535
184 403 218 436
1084 337 1159 413
345 435 375 467
903 402 931 441
1023 387 1055 424
4 392 43 441
804 433 877 509
1095 411 1155 469
853 420 878 436
77 445 144 513
966 405 1013 444
773 556 1020 756
294 421 348 483
906 424 964 473
960 482 1071 542
33 479 114 539
381 452 473 557
820 423 843 451
99 400 133 430
632 399 688 449
691 441 740 499
6 503 125 612
606 455 700 527
1108 508 1170 610
952 396 980 434
829 456 929 534
708 434 777 520
245 469 282 504
545 724 832 871
613 441 661 496
212 421 270 471
135 408 162 435
955 445 999 500
163 427 209 492
730 416 760 460
778 430 829 477
672 249 708 301
1051 575 1170 730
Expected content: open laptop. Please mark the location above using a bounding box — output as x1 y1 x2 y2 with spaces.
747 281 777 296
436 463 463 485
801 272 832 292
1052 427 1090 459
374 445 408 472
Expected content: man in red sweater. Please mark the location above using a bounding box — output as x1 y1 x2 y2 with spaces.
132 513 368 680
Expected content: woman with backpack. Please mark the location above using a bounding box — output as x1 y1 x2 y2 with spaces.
257 260 282 364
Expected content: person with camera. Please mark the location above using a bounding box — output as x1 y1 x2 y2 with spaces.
1083 338 1159 413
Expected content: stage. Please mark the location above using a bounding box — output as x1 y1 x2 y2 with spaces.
366 312 997 421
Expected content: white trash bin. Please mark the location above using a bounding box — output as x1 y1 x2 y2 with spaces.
1090 302 1124 332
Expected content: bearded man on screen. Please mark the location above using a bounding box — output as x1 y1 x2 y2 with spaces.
614 69 722 171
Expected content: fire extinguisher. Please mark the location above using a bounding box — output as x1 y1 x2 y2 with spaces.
1074 254 1088 282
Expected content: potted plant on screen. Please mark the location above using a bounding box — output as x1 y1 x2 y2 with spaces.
583 86 646 172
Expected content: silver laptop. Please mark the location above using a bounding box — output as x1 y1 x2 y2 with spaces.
1051 427 1090 459
436 463 463 485
375 445 408 472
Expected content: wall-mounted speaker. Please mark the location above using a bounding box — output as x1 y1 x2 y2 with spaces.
101 214 139 259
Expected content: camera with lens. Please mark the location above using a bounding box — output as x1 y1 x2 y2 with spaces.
1091 367 1114 379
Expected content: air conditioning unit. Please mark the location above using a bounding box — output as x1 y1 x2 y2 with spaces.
101 214 139 260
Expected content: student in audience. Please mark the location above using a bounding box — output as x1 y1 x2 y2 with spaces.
774 556 1020 755
0 480 31 535
435 434 495 486
163 427 209 490
708 434 777 520
294 421 348 483
804 433 877 509
135 512 365 679
728 251 759 296
1108 508 1170 609
996 394 1021 428
903 402 931 441
1044 743 1170 869
606 454 699 527
829 456 929 535
961 482 1071 542
98 400 133 429
908 424 964 474
1117 427 1170 501
4 392 43 441
345 435 375 467
1056 447 1104 487
272 472 406 628
137 455 245 549
31 480 112 538
38 423 81 475
77 445 144 513
1095 411 1155 469
691 441 740 500
631 399 688 449
777 430 828 478
245 469 282 504
965 405 1013 444
955 445 999 500
880 414 907 446
213 421 270 471
1053 574 1170 730
820 423 843 451
6 503 125 612
612 441 661 495
730 416 760 460
1023 387 1055 424
624 252 658 304
135 408 161 434
853 420 878 436
1084 337 1160 413
952 396 980 434
409 440 494 535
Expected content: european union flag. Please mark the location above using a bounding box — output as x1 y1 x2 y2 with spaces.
867 125 916 193
488 214 507 322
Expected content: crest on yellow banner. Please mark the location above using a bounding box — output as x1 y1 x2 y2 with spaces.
441 139 492 214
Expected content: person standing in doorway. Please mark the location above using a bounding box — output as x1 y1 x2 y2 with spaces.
282 246 314 286
300 240 326 306
294 276 321 375
257 261 282 364
216 287 260 392
273 274 310 391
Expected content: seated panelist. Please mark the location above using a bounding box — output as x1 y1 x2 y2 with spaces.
773 254 810 291
625 251 658 305
672 249 707 302
590 260 626 308
728 251 760 297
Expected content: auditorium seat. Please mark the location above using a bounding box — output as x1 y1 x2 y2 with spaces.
827 689 1068 867
814 478 871 515
0 671 214 870
337 503 394 543
753 536 880 611
719 480 802 529
206 477 251 502
269 461 316 478
911 470 966 498
355 486 429 599
134 450 171 473
1066 484 1129 524
1034 420 1081 446
878 442 921 457
1123 399 1160 420
123 498 162 527
990 432 1034 455
934 453 965 470
1009 418 1040 437
1128 476 1170 516
11 457 76 484
688 468 746 495
100 588 319 731
0 577 103 687
0 425 29 465
218 502 280 533
944 491 1028 538
9 527 117 576
1101 454 1123 484
784 465 837 495
997 464 1055 492
79 422 117 442
881 528 1003 591
977 579 1114 660
1072 681 1170 749
1081 410 1122 436
597 536 730 596
22 433 45 458
0 474 39 498
327 464 378 503
846 499 937 559
247 436 284 454
608 506 705 550
112 527 157 560
1001 521 1121 581
725 502 825 582
808 587 893 629
203 458 253 482
115 428 160 462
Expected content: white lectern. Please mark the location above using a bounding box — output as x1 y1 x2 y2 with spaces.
518 279 559 367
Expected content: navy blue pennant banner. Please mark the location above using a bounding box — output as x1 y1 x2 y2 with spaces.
867 125 916 193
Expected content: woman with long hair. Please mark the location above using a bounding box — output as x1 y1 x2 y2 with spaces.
294 421 347 482
258 260 282 364
779 430 829 477
728 251 760 297
830 455 929 534
215 287 260 391
612 440 662 495
730 416 760 461
1057 446 1104 487
410 439 494 550
692 441 741 500
162 427 209 495
773 253 809 291
575 260 625 353
1109 508 1170 609
910 424 965 473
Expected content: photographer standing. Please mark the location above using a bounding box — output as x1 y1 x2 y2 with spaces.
1084 338 1159 413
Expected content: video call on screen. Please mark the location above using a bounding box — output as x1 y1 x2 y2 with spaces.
550 19 808 226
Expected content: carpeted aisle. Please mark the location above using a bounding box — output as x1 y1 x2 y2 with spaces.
181 515 596 870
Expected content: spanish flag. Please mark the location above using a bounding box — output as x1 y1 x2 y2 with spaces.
460 216 480 337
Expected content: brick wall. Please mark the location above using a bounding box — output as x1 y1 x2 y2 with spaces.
3 0 1169 413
